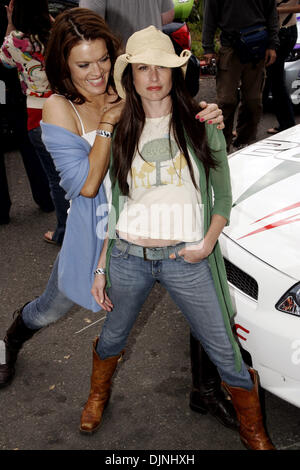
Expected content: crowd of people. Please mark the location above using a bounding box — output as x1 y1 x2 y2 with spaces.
0 0 70 244
1 0 299 451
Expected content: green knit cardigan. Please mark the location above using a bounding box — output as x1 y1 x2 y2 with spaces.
105 123 242 371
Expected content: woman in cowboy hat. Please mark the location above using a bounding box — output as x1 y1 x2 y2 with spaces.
81 26 275 451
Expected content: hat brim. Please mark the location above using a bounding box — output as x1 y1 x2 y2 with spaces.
114 49 192 99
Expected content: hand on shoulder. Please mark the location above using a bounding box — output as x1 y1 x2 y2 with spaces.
196 101 224 130
100 98 125 127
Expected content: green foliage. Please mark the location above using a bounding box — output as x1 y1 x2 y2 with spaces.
188 22 204 57
189 0 203 22
187 0 220 58
187 0 204 57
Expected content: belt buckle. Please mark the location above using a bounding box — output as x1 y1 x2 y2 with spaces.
143 247 150 261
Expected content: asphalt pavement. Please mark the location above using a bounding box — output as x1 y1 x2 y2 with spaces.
1 77 300 455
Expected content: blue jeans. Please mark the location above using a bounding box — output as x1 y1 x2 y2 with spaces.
28 126 69 245
22 255 74 329
97 243 253 389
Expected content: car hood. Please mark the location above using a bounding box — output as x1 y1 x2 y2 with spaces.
223 126 300 280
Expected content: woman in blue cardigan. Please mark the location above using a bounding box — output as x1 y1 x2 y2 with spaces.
0 7 231 434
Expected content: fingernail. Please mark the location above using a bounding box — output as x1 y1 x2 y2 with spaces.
208 120 213 124
200 118 205 122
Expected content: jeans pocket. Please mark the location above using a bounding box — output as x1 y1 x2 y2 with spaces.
111 244 126 258
179 255 204 265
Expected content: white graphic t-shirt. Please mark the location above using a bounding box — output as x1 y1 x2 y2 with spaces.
116 114 203 243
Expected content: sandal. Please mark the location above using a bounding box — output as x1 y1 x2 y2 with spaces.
43 231 60 246
267 127 280 134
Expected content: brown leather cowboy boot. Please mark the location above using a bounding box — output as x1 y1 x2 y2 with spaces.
0 303 39 388
80 339 124 434
222 369 275 450
189 333 238 431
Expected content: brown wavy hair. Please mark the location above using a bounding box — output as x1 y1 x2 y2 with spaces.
112 65 218 196
45 8 122 104
11 0 51 49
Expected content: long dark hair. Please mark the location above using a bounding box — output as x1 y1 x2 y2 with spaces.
112 66 218 196
11 0 52 47
45 8 121 104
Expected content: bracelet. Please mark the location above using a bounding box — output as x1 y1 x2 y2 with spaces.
96 129 112 139
98 121 114 127
94 267 106 276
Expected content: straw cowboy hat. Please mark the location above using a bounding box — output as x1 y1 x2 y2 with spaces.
114 25 192 99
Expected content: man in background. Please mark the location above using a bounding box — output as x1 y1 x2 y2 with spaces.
202 0 279 150
79 0 175 44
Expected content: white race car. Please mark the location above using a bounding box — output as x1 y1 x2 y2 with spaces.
220 125 300 408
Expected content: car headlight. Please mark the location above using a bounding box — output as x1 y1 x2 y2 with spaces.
276 282 300 317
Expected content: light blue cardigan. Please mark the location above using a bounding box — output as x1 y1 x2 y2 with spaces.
41 122 107 312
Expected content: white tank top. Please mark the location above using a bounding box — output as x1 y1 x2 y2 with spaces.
68 100 112 205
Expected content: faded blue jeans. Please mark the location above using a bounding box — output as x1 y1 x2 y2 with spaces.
97 243 253 389
22 255 74 329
